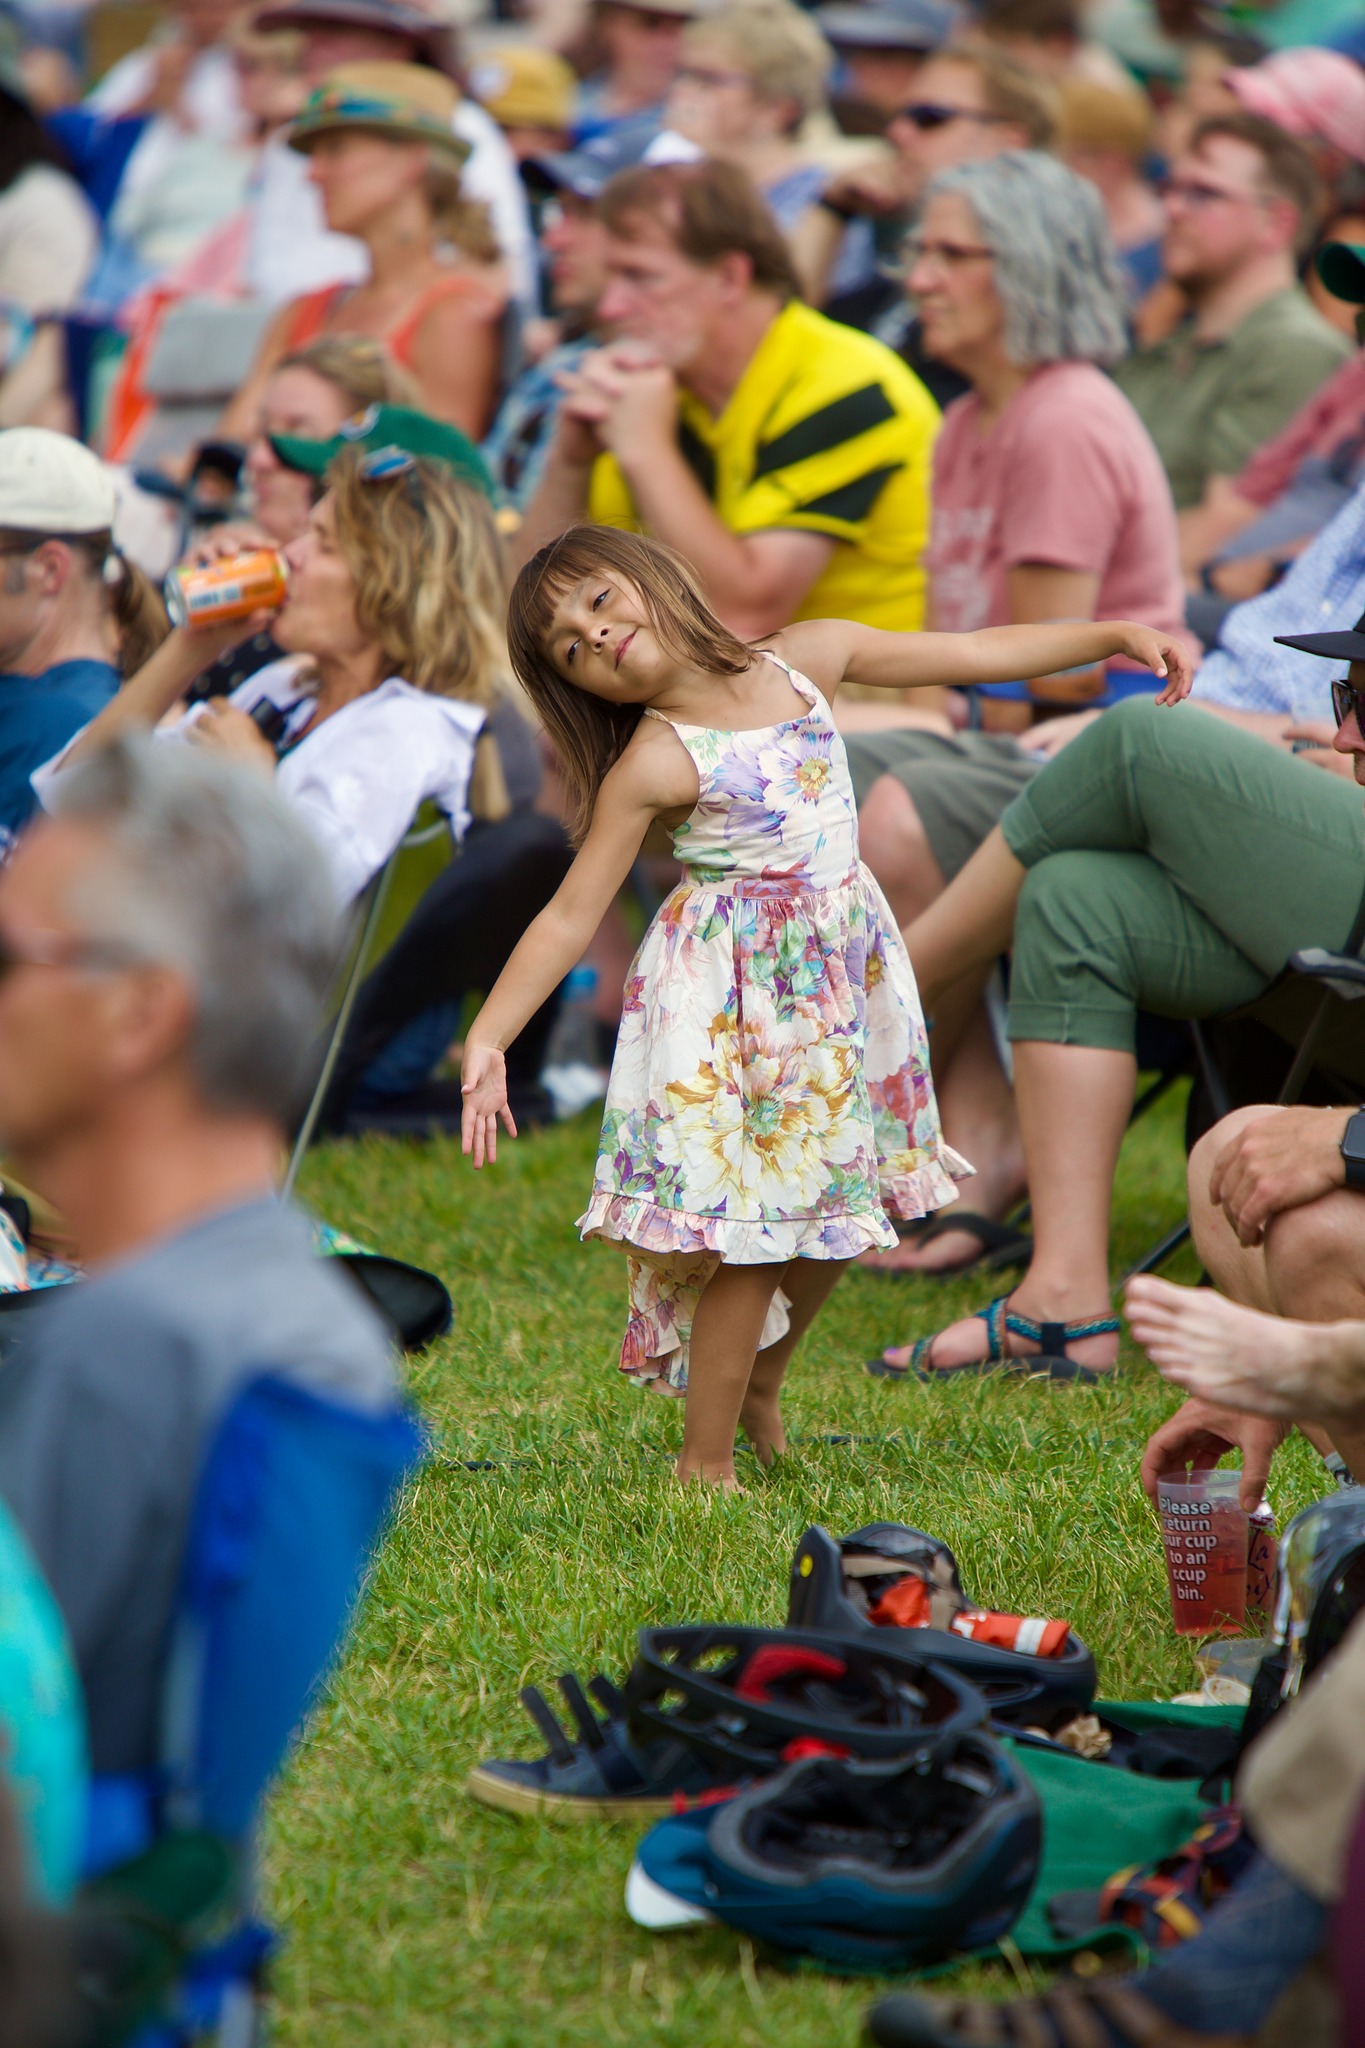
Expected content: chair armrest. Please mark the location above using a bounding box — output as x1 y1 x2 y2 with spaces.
1287 948 1365 1001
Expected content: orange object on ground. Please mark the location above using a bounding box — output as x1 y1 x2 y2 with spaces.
868 1575 1071 1657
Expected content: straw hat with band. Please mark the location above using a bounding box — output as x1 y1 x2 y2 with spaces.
289 60 471 161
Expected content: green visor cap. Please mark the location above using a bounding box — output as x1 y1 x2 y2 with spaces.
1316 241 1365 306
270 403 494 498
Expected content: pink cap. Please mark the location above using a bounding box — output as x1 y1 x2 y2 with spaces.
1224 48 1365 166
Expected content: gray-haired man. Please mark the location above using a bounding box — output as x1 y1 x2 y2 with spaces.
0 737 397 1777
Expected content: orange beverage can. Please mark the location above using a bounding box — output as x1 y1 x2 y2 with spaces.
165 550 288 630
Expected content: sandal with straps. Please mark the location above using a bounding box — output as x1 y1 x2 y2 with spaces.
864 1981 1250 2048
865 1293 1118 1385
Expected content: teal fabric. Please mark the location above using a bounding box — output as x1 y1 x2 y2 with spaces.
1004 1702 1244 1959
0 1500 87 1901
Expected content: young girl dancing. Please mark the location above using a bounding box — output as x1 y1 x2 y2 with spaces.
461 528 1192 1487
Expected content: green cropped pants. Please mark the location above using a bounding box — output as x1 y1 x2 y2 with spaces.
997 699 1365 1053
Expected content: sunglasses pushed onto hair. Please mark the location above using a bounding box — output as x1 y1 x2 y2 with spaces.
357 445 426 512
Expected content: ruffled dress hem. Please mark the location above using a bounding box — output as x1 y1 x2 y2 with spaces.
577 1145 971 1268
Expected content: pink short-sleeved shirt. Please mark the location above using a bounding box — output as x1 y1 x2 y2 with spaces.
925 360 1188 646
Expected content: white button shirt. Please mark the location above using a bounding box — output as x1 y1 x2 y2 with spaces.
34 662 485 908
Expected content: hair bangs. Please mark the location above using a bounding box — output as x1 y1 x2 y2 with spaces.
507 526 753 845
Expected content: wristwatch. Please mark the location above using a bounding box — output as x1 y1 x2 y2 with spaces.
1341 1108 1365 1190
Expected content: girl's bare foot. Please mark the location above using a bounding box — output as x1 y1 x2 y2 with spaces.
673 1455 743 1491
738 1390 786 1467
1125 1274 1365 1421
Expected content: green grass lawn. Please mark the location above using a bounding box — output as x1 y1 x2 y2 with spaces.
269 1090 1324 2047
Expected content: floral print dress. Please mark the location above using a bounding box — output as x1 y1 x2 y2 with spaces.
578 656 970 1391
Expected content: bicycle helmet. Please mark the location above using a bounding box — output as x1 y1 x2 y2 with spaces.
787 1526 1097 1730
627 1730 1041 1970
624 1624 987 1776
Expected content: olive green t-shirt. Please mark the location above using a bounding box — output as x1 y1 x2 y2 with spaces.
1113 288 1351 511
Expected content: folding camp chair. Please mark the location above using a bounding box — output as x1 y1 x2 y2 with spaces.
282 802 457 1195
80 1374 423 2043
1127 871 1365 1277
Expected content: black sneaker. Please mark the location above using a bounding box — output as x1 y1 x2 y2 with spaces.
466 1671 719 1822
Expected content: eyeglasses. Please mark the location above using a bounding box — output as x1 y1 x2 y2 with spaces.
894 102 1010 131
1157 177 1269 211
0 927 133 985
1331 678 1365 732
903 235 995 269
358 444 426 513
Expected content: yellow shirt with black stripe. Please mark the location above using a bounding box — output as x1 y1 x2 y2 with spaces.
587 300 939 631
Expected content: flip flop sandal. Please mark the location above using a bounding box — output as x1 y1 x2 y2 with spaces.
890 1216 938 1242
866 1211 1033 1279
864 1980 1251 2048
865 1294 1118 1385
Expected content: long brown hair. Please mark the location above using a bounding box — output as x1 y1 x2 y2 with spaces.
507 526 753 844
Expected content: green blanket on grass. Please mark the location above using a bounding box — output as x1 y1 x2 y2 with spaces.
1003 1700 1244 1961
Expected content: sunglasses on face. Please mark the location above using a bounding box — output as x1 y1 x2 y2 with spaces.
1331 678 1365 732
895 102 1009 131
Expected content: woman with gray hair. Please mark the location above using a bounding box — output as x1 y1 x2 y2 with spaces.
912 148 1190 734
843 150 1191 1276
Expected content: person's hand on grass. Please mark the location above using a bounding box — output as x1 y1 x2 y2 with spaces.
461 1044 517 1168
1209 1105 1350 1245
1135 1382 1288 1514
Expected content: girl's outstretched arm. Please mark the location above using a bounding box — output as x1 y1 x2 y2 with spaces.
775 618 1195 707
461 736 689 1167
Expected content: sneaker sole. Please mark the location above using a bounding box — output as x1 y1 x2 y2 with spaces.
464 1766 679 1822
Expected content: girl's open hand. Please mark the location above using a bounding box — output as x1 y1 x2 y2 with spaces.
1120 625 1194 706
461 1044 517 1168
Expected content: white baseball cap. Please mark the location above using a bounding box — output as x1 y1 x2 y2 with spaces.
0 428 117 537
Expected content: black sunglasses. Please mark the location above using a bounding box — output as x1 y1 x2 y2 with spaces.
1331 678 1365 731
894 102 1009 130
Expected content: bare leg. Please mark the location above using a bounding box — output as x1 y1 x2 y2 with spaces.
879 1042 1131 1373
679 1262 787 1488
857 777 948 927
1191 1107 1365 1473
858 1001 1026 1273
857 786 1026 1273
904 826 1027 1010
1188 1112 1278 1312
739 1256 850 1463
